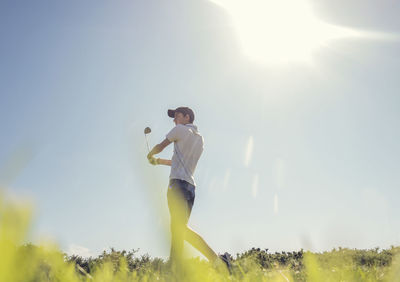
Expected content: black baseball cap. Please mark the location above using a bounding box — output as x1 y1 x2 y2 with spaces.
167 107 195 123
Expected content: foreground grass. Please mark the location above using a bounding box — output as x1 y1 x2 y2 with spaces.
1 193 400 281
4 244 399 281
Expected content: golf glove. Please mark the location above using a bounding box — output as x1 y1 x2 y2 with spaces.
148 156 158 166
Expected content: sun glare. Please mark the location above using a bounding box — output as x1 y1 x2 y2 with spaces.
210 0 361 64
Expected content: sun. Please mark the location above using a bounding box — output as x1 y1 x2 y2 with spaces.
210 0 360 64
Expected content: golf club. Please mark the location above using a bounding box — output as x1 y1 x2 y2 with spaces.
144 127 151 153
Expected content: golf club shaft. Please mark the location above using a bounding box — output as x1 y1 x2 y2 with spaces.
145 134 151 153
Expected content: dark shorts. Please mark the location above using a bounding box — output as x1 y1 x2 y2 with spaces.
167 179 195 225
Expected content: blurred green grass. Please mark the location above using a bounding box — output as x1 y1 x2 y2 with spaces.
1 191 400 281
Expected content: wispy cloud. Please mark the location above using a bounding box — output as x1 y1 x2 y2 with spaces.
67 244 94 258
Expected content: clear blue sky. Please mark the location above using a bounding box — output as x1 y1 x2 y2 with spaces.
1 0 399 259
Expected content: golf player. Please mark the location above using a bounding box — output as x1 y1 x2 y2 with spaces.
146 107 231 272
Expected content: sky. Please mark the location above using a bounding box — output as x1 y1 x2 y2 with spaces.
1 0 400 259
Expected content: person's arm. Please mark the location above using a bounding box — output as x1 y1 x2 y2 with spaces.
156 158 172 166
147 138 171 161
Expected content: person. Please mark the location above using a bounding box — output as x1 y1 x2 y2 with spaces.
146 106 232 273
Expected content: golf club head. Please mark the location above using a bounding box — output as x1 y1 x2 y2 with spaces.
144 127 151 134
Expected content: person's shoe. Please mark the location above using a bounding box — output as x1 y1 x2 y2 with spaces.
217 252 233 275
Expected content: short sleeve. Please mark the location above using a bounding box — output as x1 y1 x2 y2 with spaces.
166 125 184 142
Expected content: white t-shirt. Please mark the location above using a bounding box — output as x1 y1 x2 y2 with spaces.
166 124 204 186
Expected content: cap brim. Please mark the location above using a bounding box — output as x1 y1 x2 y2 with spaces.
167 109 175 118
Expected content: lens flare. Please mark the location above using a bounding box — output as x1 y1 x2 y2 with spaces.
244 136 254 167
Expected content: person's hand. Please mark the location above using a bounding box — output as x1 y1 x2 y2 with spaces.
148 156 158 166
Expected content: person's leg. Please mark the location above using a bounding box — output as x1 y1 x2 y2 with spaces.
184 225 218 262
169 219 186 264
168 180 219 264
178 181 219 263
167 180 189 264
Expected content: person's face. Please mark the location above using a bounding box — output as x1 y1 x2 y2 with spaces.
173 112 190 125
